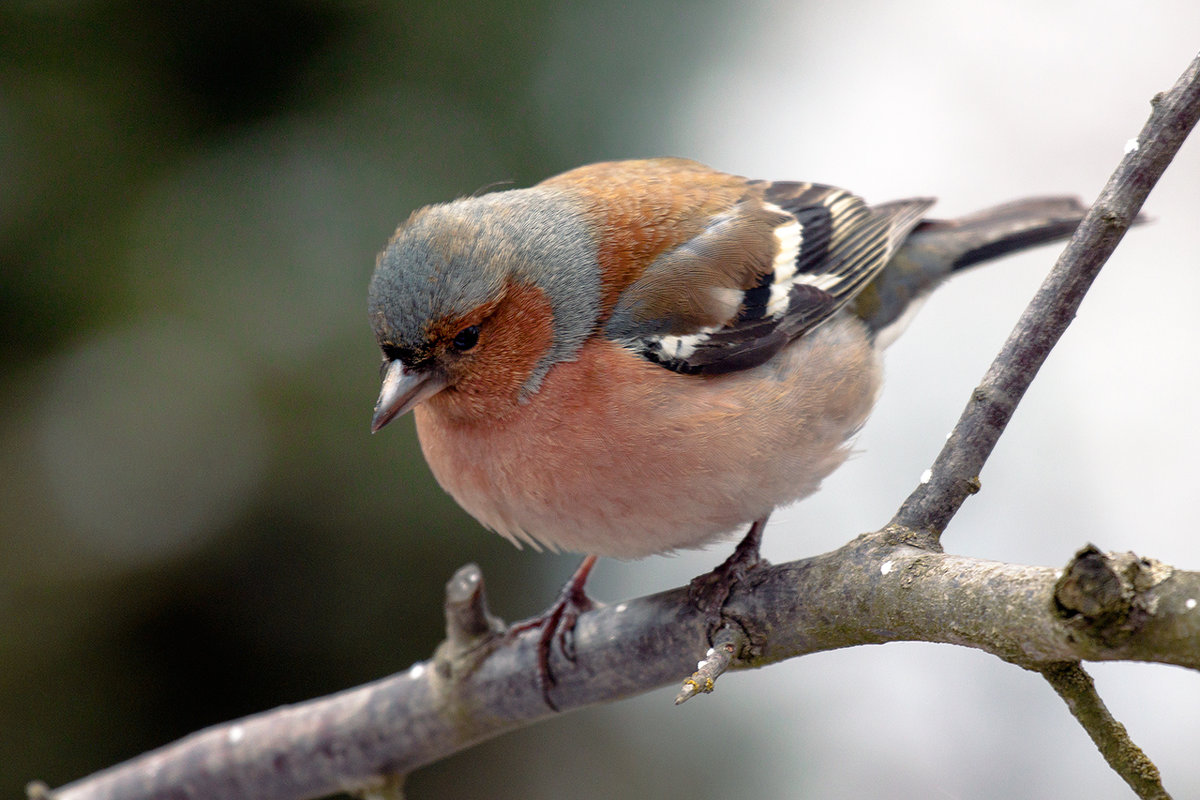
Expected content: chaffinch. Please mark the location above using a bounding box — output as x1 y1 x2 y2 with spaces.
368 157 1083 570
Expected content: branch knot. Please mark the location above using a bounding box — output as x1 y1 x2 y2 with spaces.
1054 545 1173 648
434 564 507 684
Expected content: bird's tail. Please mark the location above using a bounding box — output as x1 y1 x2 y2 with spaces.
853 196 1088 347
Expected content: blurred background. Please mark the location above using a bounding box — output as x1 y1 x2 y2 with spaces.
3 1 1199 797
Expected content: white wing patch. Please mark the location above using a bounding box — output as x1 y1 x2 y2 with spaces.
767 281 793 318
764 201 804 318
765 202 803 281
656 327 721 360
793 271 844 291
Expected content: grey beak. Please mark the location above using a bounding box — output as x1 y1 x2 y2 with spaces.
371 360 448 433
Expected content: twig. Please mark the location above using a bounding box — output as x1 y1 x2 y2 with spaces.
675 625 747 705
892 51 1200 794
894 51 1200 537
438 562 507 669
1040 662 1170 800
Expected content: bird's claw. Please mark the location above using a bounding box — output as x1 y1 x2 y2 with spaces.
508 554 598 710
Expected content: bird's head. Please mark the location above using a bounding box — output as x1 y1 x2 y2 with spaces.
368 188 602 430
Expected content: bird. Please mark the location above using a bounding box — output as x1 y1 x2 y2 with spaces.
367 157 1085 689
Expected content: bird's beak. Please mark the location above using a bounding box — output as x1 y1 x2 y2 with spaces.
371 360 447 433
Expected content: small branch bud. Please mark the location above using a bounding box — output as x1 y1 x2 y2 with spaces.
675 625 748 705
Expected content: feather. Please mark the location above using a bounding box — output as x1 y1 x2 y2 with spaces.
609 183 933 375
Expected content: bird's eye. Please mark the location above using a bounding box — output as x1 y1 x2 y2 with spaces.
451 325 480 352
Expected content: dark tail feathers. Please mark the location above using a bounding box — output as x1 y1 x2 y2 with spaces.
854 196 1090 341
915 197 1089 271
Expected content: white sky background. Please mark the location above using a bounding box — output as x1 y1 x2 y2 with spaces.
532 2 1200 798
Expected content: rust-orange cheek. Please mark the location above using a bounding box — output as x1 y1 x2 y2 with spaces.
431 280 556 425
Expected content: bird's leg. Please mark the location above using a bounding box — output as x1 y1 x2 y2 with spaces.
688 515 769 619
508 554 598 710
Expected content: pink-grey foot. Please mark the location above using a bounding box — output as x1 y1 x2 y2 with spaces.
688 516 770 620
509 554 598 710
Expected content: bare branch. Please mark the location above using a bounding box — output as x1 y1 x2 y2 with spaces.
675 625 746 705
1040 662 1169 800
894 50 1200 536
41 536 1200 800
887 49 1200 794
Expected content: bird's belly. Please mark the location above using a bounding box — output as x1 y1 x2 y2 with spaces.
415 316 881 558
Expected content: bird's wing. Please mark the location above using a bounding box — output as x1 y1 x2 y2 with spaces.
606 182 934 375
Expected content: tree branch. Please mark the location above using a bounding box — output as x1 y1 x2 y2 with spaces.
887 49 1200 797
1040 662 1168 800
38 538 1200 800
894 50 1200 536
36 50 1200 800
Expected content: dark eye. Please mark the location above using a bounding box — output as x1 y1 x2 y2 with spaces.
451 325 480 352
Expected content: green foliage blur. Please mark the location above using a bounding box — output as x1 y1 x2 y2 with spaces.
1 1 707 795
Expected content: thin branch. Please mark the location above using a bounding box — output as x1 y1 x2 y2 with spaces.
894 50 1200 536
1040 662 1169 800
890 49 1200 795
675 625 746 705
